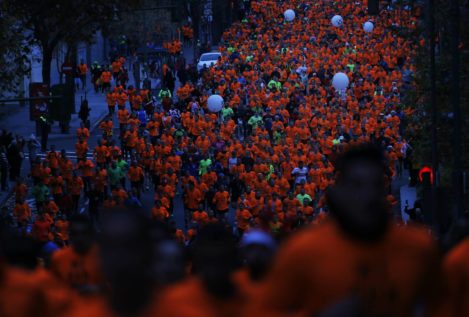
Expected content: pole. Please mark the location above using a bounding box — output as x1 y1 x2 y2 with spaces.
428 0 439 232
429 0 437 183
450 0 462 218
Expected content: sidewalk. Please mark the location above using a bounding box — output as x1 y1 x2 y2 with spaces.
58 84 109 138
0 44 198 207
0 76 108 140
0 76 108 207
392 169 417 224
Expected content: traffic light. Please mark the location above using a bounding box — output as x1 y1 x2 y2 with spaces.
418 166 434 188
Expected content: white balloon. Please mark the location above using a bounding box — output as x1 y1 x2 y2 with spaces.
363 21 374 33
284 9 295 22
207 94 224 113
331 15 343 27
332 72 349 90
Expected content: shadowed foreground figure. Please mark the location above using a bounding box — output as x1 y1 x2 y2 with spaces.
67 209 156 317
245 144 441 317
233 230 277 298
155 223 246 317
150 221 186 289
50 214 102 295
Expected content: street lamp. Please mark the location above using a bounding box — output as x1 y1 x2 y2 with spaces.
450 0 462 218
112 5 120 22
203 0 213 48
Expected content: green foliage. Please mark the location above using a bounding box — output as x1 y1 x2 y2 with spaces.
407 0 469 189
3 0 141 83
0 8 32 97
104 0 184 51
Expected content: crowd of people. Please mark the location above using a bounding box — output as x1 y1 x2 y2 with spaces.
1 0 469 316
0 130 37 192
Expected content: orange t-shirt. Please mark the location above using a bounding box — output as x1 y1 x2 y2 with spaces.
55 219 70 242
50 246 103 290
75 141 88 158
111 61 122 73
13 202 31 223
151 206 169 220
247 221 438 317
155 277 246 317
13 183 27 201
185 188 203 210
232 268 263 299
213 191 230 211
78 160 94 177
69 177 84 196
0 264 47 317
117 109 130 124
128 166 144 182
441 238 469 316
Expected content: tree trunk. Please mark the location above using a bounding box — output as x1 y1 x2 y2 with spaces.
42 46 53 84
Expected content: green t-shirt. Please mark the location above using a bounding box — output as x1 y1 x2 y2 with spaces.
117 160 128 172
221 107 234 118
267 80 282 90
33 184 50 202
175 129 184 138
273 131 282 144
266 164 275 180
248 115 263 129
108 167 123 185
296 193 312 206
158 89 171 99
199 158 212 175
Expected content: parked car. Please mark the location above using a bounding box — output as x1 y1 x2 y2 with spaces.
197 52 221 72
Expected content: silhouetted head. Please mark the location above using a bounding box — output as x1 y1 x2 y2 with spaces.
327 143 389 242
153 239 185 288
240 230 276 281
191 223 239 299
69 214 94 255
1 234 39 270
99 208 154 315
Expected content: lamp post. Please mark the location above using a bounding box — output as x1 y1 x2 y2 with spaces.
203 0 213 49
450 0 462 218
426 0 440 233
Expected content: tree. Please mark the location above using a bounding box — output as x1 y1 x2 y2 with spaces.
407 0 468 213
104 0 185 52
0 8 32 97
4 0 140 84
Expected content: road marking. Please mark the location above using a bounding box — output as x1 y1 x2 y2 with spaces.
24 151 94 160
26 198 37 213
